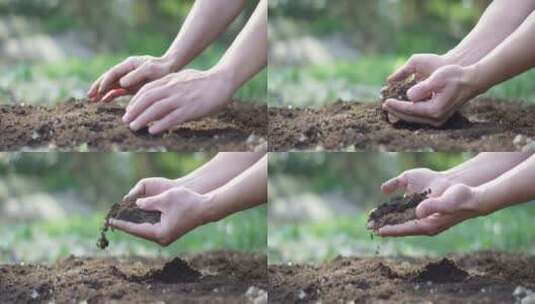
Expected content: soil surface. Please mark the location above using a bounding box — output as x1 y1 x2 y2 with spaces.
269 251 535 303
268 97 535 151
0 99 267 151
367 190 430 231
98 198 161 249
0 250 267 304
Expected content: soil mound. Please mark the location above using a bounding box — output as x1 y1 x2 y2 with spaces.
367 190 430 231
141 257 201 283
0 99 267 151
268 97 535 151
412 258 468 283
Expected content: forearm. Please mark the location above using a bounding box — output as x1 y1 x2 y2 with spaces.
445 0 535 66
475 154 535 215
444 152 533 187
202 154 267 222
467 11 535 93
178 152 265 194
212 0 267 91
163 0 247 71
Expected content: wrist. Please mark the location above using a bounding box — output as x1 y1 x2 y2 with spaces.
210 63 240 93
462 64 487 96
197 191 223 225
160 51 185 73
472 185 495 216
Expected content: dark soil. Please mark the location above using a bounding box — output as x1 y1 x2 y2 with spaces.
98 198 161 249
268 97 535 151
367 190 430 231
379 75 418 123
269 251 535 303
0 99 267 151
0 250 267 304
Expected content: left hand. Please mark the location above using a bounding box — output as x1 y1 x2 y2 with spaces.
377 184 484 237
109 187 212 246
122 68 235 134
382 65 481 127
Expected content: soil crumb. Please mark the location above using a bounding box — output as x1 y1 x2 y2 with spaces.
412 258 468 283
0 250 267 304
142 257 201 283
98 198 161 249
367 190 430 231
269 251 535 303
0 98 267 151
379 74 418 122
269 97 535 151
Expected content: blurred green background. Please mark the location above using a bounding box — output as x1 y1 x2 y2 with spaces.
268 152 535 264
0 153 266 264
268 0 535 107
0 0 266 106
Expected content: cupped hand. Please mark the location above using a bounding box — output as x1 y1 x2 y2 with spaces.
382 65 480 127
122 68 235 134
381 168 452 197
388 54 451 83
378 184 483 237
87 55 176 103
109 187 212 246
123 177 181 202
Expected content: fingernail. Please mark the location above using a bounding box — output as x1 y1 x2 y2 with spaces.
122 114 130 123
108 218 116 225
129 121 140 131
148 127 159 135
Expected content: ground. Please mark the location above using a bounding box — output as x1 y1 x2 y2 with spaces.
0 250 267 304
0 99 267 151
268 97 535 151
269 251 535 304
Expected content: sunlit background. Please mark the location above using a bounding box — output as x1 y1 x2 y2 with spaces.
0 0 266 106
268 0 535 107
0 153 267 263
268 152 535 264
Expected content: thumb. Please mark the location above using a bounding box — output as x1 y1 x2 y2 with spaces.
120 67 148 88
136 193 165 212
407 79 435 102
416 197 448 218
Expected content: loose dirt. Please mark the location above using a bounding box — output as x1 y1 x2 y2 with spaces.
367 190 430 231
269 251 535 303
379 75 418 123
268 97 535 151
0 250 267 304
0 99 267 151
98 198 161 249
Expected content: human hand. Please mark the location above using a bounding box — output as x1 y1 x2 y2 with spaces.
388 54 452 83
122 68 235 134
382 64 481 127
109 187 212 246
381 168 453 198
378 184 484 237
123 177 181 202
87 55 177 103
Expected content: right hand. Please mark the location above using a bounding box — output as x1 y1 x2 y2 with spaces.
388 54 451 83
123 177 181 201
87 55 176 103
381 168 453 198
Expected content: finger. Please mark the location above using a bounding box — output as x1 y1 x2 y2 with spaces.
383 101 439 126
98 59 137 95
136 193 166 212
148 107 186 134
416 197 449 218
381 174 408 194
384 99 435 118
123 181 146 201
377 220 429 237
101 88 130 103
407 79 435 101
129 98 176 131
387 62 414 83
108 219 158 241
127 77 171 112
123 86 169 124
87 76 104 101
120 65 153 88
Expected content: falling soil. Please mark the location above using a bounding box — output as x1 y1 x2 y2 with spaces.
269 251 535 303
367 190 430 231
0 250 267 304
269 97 535 151
98 198 161 249
0 99 267 151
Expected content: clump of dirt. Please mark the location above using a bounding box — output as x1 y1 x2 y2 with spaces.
140 257 201 283
269 97 535 151
0 250 267 303
98 198 161 249
269 251 535 303
0 98 267 151
379 74 418 123
412 258 468 283
367 190 430 231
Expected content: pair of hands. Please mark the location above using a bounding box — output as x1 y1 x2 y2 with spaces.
377 168 486 237
87 56 235 134
108 178 212 246
382 54 482 127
